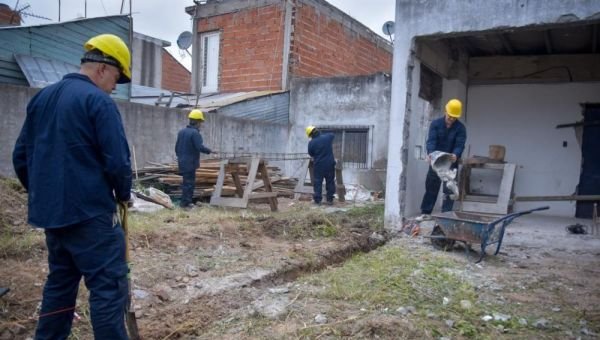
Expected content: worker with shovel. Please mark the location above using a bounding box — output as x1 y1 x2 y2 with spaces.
13 34 133 339
175 109 213 209
306 126 336 205
418 99 467 219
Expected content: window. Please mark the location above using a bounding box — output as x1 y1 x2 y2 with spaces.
200 31 220 93
318 126 371 168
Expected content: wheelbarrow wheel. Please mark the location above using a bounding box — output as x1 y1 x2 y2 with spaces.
430 226 455 251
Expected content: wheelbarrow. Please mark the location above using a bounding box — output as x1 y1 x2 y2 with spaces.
428 206 549 263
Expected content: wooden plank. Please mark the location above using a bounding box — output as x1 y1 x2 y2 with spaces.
258 162 278 211
249 192 279 199
461 163 516 214
335 161 346 202
210 159 228 204
469 54 600 84
209 197 249 208
515 195 600 202
231 172 244 198
294 159 313 196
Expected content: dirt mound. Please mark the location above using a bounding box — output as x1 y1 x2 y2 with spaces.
0 176 27 232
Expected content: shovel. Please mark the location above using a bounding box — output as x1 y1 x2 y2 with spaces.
119 202 141 340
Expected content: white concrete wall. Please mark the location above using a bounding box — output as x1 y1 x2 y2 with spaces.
465 82 600 217
287 74 391 190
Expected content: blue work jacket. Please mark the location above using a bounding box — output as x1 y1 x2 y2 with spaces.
426 117 467 158
12 73 132 228
308 132 336 171
175 125 211 173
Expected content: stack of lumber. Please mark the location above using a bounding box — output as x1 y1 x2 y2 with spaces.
135 159 297 199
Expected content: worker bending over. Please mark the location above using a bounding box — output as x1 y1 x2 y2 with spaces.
419 99 467 217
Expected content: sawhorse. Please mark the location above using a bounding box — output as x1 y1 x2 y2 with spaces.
210 157 278 211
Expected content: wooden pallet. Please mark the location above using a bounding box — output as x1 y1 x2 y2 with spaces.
210 158 278 211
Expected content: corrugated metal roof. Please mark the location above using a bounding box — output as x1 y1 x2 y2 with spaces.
130 87 289 124
131 84 196 107
15 54 78 88
0 15 131 99
216 92 289 124
133 32 170 48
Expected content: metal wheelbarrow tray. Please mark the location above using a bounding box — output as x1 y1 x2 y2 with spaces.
429 206 549 263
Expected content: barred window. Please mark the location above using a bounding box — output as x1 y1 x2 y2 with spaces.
318 126 370 168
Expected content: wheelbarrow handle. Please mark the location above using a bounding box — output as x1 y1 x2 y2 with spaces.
491 206 550 225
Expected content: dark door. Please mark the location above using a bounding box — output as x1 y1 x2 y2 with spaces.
576 104 600 218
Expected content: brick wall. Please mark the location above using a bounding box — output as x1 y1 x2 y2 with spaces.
0 4 20 26
161 49 191 93
193 0 392 93
291 2 392 77
197 4 285 92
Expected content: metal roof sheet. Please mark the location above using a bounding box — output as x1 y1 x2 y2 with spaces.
0 15 131 99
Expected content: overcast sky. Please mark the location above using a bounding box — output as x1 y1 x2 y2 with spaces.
9 0 395 70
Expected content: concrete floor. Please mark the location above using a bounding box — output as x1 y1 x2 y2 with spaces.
504 214 600 253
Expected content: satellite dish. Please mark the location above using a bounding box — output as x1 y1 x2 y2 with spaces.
382 21 395 36
177 31 193 50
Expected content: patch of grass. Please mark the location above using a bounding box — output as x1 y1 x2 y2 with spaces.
2 177 26 193
345 203 384 218
301 245 538 338
0 229 44 258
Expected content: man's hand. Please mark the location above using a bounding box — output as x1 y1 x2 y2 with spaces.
450 154 457 163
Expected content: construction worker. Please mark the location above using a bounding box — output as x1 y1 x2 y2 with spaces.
175 109 212 208
419 99 467 218
306 126 336 205
12 34 132 339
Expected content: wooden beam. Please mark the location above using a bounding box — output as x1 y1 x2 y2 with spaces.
514 195 600 202
469 54 600 84
592 24 598 54
544 31 553 54
499 33 514 55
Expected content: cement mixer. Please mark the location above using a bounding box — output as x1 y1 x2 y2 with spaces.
429 151 459 200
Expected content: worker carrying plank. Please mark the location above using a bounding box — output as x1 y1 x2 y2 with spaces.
418 99 467 220
306 126 336 205
12 34 133 339
175 109 213 208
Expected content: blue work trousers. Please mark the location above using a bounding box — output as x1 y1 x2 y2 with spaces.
313 166 336 203
35 213 128 340
180 171 196 208
420 166 455 214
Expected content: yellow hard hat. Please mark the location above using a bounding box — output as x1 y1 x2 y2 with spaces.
305 125 316 138
189 109 205 121
445 99 462 118
84 34 132 84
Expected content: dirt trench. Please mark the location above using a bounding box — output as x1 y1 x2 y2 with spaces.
0 200 388 339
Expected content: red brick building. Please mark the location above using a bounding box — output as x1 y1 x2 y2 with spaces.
0 4 20 26
161 49 192 93
186 0 392 94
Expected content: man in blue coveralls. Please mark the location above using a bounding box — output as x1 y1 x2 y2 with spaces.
13 34 133 339
419 99 467 217
306 126 336 205
175 109 212 209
